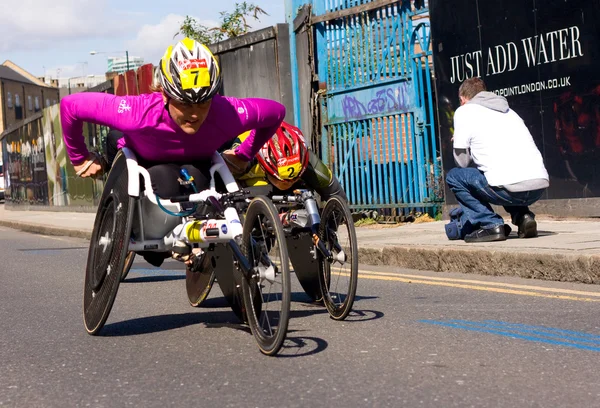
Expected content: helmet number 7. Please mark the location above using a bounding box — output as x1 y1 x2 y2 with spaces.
189 70 199 86
181 69 208 90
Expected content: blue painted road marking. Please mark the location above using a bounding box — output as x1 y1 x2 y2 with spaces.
420 319 600 352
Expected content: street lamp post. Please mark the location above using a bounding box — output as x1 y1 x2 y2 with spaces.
90 50 130 73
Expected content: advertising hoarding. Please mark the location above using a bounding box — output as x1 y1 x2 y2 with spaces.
431 0 600 201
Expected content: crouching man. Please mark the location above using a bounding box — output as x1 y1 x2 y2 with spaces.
446 77 549 242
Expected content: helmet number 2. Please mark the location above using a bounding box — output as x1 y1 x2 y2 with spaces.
278 162 302 180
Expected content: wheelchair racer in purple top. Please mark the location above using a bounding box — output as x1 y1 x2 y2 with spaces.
60 37 285 267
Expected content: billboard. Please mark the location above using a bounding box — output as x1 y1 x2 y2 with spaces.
430 0 600 201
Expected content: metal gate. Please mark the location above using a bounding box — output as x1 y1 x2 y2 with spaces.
311 0 440 211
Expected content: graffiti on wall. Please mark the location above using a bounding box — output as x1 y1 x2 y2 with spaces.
1 63 157 207
329 82 413 123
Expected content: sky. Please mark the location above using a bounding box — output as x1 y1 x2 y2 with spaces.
0 0 286 79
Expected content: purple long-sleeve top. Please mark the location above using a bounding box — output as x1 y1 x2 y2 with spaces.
60 92 285 165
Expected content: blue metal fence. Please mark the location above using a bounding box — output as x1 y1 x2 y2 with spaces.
312 0 441 211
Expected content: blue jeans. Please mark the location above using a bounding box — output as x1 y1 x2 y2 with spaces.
446 167 545 230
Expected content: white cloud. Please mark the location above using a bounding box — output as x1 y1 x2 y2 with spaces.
0 0 131 52
125 14 220 66
45 63 84 79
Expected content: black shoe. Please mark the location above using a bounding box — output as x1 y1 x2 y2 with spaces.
504 224 512 237
464 225 507 243
518 213 537 238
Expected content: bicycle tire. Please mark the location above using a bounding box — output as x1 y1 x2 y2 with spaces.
318 196 358 320
240 196 291 356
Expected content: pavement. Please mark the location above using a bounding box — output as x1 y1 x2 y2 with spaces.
1 204 600 285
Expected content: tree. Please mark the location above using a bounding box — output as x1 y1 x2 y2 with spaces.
176 2 269 45
177 16 223 45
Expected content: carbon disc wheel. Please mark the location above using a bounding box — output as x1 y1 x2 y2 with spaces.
186 252 216 307
83 152 134 334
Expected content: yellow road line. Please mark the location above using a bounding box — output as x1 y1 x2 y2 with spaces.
359 270 600 297
351 270 600 302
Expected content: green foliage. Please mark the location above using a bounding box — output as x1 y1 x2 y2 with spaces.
354 217 378 227
177 16 224 45
176 2 269 45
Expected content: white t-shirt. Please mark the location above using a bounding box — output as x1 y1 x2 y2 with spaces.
453 103 549 187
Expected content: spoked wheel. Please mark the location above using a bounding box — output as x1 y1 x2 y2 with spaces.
186 251 216 307
318 196 358 320
240 196 291 356
83 151 135 334
120 251 136 282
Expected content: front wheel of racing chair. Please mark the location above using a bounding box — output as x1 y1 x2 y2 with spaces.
83 150 136 334
318 196 358 320
240 196 291 356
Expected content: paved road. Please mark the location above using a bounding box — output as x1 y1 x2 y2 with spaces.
2 226 600 407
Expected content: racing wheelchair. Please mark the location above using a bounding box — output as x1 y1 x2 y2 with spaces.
83 148 291 356
272 190 358 320
185 186 359 321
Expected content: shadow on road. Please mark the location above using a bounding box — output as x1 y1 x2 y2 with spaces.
100 311 248 336
122 275 186 283
193 296 232 309
276 335 329 357
341 309 385 322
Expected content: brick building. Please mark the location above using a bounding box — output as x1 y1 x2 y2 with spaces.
0 61 60 134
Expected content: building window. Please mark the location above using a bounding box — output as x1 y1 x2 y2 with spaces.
6 92 12 108
46 98 50 107
28 95 33 111
34 96 40 111
15 94 22 120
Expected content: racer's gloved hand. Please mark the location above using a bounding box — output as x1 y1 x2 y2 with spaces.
222 149 250 177
74 152 107 179
171 240 193 263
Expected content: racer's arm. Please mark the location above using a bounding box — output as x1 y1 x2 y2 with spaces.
224 97 285 161
301 151 348 202
60 93 144 165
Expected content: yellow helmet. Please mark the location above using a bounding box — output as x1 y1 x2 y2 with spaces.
159 38 221 103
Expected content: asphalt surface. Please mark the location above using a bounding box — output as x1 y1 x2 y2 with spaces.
2 226 600 407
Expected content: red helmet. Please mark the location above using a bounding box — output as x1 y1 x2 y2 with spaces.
257 121 309 182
